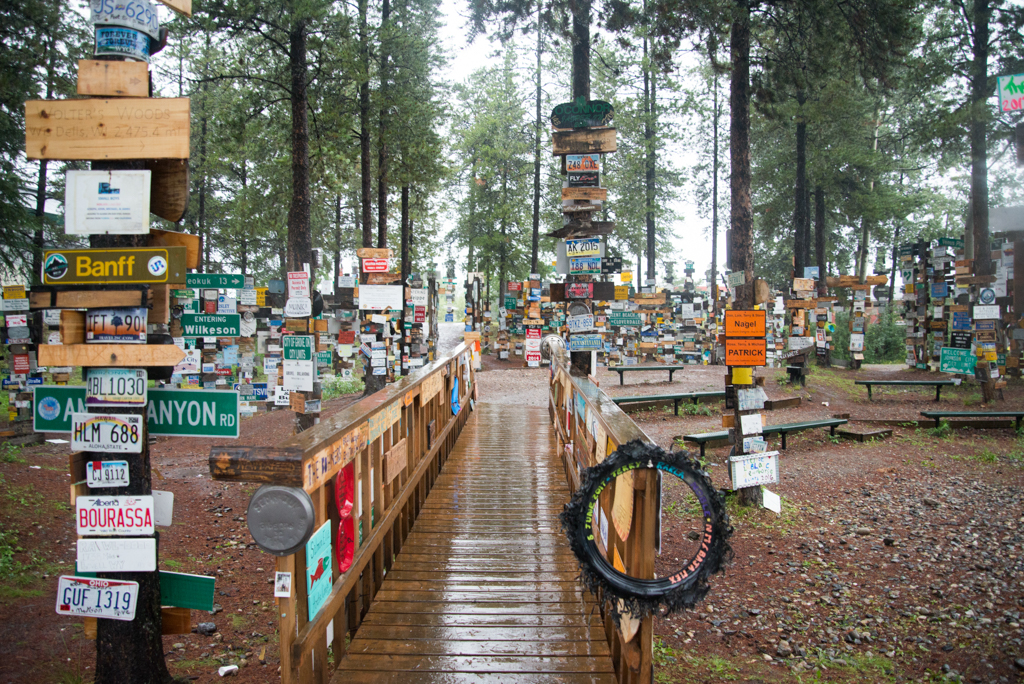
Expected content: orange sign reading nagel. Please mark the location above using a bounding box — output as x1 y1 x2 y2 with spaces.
725 338 767 367
724 310 766 337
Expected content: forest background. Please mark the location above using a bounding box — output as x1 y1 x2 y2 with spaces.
2 0 1023 307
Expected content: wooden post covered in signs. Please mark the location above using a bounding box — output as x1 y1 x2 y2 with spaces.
25 6 192 679
723 309 768 506
357 247 398 396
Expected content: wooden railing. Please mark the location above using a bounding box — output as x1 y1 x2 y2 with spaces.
210 342 475 684
548 344 656 683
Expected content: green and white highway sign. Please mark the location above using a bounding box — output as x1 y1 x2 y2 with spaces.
34 387 239 438
186 273 245 289
179 313 240 338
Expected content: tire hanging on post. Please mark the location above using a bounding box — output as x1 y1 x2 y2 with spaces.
560 440 733 626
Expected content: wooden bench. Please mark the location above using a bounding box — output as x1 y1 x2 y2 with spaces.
921 411 1024 431
612 365 682 385
855 379 955 401
611 391 725 416
682 418 849 458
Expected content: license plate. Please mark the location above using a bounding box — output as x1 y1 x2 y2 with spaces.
56 575 138 621
85 307 147 343
86 368 147 407
86 460 130 488
71 413 143 453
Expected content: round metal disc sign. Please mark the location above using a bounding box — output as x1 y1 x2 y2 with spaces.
247 485 316 556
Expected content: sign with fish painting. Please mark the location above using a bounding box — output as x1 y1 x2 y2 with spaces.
305 520 332 620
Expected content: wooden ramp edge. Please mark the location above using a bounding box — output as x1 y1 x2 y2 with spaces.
332 402 616 683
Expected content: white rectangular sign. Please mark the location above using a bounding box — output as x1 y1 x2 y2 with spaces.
411 289 428 307
974 305 1000 320
282 359 314 392
730 450 780 489
287 271 310 298
76 538 156 572
76 495 154 536
56 575 139 620
72 413 143 453
65 170 151 235
86 460 130 488
357 285 403 311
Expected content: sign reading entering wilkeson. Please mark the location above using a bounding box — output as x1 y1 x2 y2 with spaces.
179 313 240 337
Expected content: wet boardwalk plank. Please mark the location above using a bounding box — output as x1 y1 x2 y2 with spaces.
332 403 615 683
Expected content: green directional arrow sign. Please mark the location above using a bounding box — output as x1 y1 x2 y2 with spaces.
179 313 241 337
186 273 245 289
34 387 239 438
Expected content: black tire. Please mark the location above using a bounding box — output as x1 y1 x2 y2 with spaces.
560 439 732 620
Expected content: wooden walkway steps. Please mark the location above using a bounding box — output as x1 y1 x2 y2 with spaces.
332 402 616 683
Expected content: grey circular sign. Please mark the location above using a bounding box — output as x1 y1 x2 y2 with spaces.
247 485 316 556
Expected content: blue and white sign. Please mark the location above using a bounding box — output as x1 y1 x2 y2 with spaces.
94 26 151 62
304 521 332 621
90 0 160 39
568 334 603 352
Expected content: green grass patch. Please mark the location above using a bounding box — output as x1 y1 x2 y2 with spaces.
726 492 805 531
323 377 364 401
170 658 220 670
163 558 183 569
0 443 25 464
230 614 247 631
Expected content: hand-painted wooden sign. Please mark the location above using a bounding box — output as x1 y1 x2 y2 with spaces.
25 98 190 160
305 521 332 620
550 97 614 129
42 246 186 285
561 187 608 201
552 128 616 156
38 343 186 368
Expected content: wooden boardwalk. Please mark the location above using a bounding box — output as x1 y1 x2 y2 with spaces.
332 402 616 683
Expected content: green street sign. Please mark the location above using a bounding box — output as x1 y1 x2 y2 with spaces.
33 386 86 432
186 273 245 289
171 289 196 299
34 386 239 438
315 350 332 365
160 571 215 611
939 347 975 375
283 335 313 361
938 237 964 249
608 311 642 327
179 313 240 337
42 247 187 285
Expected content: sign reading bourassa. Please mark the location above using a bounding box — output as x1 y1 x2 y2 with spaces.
186 273 244 289
42 247 186 285
25 98 191 161
550 97 614 129
76 495 154 535
179 313 241 337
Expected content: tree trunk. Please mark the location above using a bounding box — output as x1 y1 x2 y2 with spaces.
286 21 312 272
359 0 373 249
530 7 542 275
89 156 173 683
888 220 900 303
400 185 410 375
729 0 753 310
970 0 991 275
334 195 342 290
32 38 56 286
569 0 592 378
814 185 826 297
376 0 391 249
644 36 657 284
793 91 808 278
710 61 719 299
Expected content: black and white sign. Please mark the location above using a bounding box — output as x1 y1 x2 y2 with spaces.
76 538 156 572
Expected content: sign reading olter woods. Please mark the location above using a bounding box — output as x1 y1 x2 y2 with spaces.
65 170 151 235
25 98 191 161
34 386 240 438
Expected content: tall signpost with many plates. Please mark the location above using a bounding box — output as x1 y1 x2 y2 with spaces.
26 0 200 679
550 98 616 376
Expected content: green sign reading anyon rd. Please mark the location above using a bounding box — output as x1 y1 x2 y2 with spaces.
34 386 239 438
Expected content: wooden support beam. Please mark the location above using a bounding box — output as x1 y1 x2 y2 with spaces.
31 289 148 309
37 343 185 368
552 128 617 155
208 447 305 487
76 60 149 98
